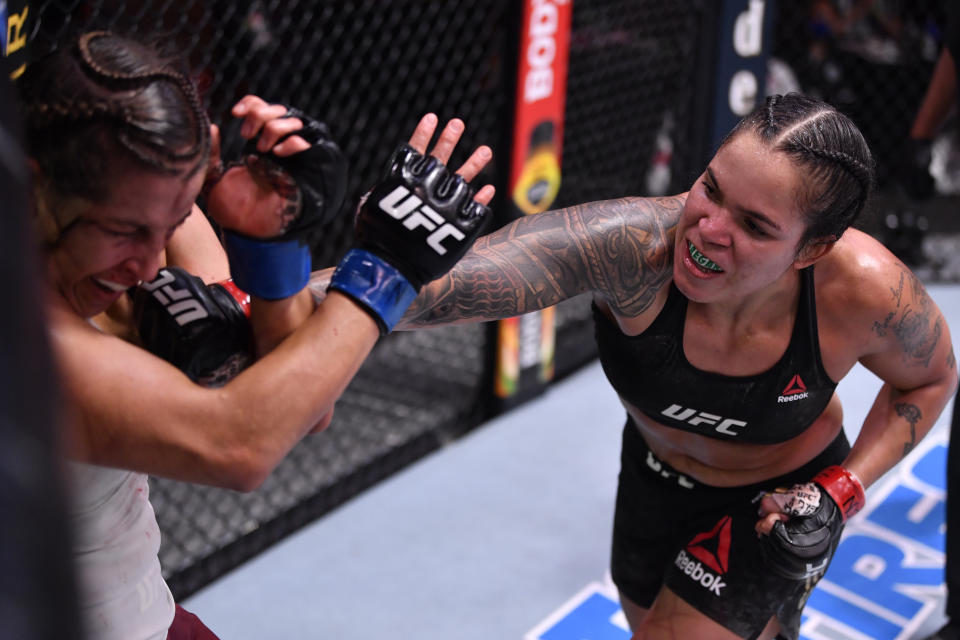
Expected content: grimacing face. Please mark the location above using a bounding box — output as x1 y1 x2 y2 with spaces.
44 165 206 318
673 132 817 305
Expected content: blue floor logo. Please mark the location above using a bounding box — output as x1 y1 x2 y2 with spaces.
527 433 947 640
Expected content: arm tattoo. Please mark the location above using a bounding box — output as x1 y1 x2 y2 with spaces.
895 402 921 456
401 195 683 327
872 269 941 367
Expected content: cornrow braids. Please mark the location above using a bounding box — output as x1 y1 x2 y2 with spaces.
763 94 780 136
723 93 875 250
20 30 212 243
75 31 210 167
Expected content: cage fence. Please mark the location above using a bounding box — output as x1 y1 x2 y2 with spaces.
17 0 955 600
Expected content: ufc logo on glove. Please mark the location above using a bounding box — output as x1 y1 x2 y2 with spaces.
141 270 211 326
379 185 466 255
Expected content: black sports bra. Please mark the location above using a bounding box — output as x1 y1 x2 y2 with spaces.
593 267 838 444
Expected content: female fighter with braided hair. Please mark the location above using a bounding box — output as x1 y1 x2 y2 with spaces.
316 93 957 639
20 31 493 640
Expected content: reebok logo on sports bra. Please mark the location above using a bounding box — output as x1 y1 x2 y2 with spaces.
778 374 809 403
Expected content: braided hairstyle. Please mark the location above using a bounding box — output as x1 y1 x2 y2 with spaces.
722 93 874 251
19 31 211 244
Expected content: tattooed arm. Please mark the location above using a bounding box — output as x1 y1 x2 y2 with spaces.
392 195 684 328
839 233 958 489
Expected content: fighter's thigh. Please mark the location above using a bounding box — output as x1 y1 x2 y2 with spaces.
636 586 779 640
617 592 648 632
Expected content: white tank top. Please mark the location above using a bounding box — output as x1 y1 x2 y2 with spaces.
69 462 175 640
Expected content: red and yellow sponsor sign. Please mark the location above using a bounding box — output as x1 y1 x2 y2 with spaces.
495 0 571 399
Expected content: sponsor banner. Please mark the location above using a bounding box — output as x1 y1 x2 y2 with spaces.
3 0 31 79
494 0 571 401
709 0 775 152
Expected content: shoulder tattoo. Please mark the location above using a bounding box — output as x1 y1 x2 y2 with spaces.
403 195 683 326
871 268 941 367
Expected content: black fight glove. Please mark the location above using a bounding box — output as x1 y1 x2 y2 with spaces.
222 107 348 300
239 107 348 240
328 144 492 334
758 466 865 580
132 267 253 388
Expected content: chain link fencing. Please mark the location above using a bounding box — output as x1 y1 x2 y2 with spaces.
24 0 942 599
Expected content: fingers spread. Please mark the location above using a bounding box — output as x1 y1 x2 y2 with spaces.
473 184 496 207
455 145 492 182
407 113 439 154
428 118 465 164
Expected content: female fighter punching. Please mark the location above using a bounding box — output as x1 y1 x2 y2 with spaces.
308 93 958 640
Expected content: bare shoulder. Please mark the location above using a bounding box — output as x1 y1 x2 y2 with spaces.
817 228 948 368
563 194 683 316
816 229 901 307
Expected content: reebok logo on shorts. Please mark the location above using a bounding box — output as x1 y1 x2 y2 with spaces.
777 374 809 403
674 516 731 596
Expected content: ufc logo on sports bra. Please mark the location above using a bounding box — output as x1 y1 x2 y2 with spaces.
378 185 466 256
660 404 747 437
141 270 209 326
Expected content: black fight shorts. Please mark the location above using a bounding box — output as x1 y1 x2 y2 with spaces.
610 419 850 640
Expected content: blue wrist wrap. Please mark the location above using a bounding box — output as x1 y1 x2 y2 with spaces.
223 230 312 300
328 248 418 335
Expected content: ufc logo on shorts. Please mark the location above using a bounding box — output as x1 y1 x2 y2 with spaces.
141 270 209 326
379 185 466 255
661 404 747 437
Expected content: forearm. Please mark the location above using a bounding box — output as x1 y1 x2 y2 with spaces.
174 294 377 489
844 377 957 488
217 293 379 483
249 287 316 356
164 205 231 283
62 292 378 491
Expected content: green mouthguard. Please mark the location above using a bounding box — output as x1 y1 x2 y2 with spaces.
688 242 722 271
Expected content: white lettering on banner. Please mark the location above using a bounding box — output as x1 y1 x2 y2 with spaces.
728 0 765 117
733 0 765 57
519 312 542 368
728 69 758 116
524 0 560 103
378 185 466 256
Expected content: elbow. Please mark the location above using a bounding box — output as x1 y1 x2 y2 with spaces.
222 459 272 493
211 444 276 493
309 410 334 435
